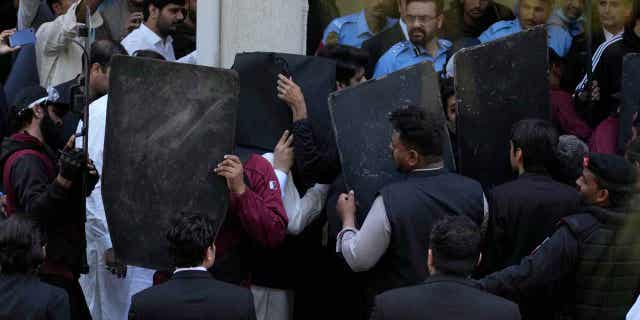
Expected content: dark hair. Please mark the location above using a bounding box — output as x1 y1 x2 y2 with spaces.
8 86 48 134
510 119 559 174
440 77 455 115
389 105 444 161
166 213 216 268
143 0 185 21
430 215 481 276
133 50 167 60
91 40 127 71
317 44 369 86
0 217 45 274
46 0 60 13
630 0 640 29
406 0 444 14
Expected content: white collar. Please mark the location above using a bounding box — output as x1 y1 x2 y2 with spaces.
140 23 172 47
413 167 443 172
173 266 207 274
603 27 623 41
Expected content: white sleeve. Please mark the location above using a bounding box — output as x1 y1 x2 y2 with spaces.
336 196 392 272
17 0 41 30
177 50 198 64
274 169 288 198
287 183 330 235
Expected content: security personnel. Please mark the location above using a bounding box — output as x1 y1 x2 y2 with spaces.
480 153 640 320
478 0 573 57
373 0 452 78
321 0 398 48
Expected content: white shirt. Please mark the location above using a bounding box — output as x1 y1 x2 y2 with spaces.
36 1 104 87
261 153 330 236
603 27 623 41
628 295 640 319
121 23 197 64
337 167 490 272
174 266 208 274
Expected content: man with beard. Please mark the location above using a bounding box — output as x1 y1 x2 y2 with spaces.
335 106 486 303
0 86 99 320
373 0 452 78
100 0 145 42
442 0 514 41
320 0 399 48
478 0 573 57
121 0 196 63
480 153 640 320
172 0 195 59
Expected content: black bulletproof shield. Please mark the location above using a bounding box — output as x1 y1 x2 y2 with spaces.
102 56 238 269
329 61 453 217
455 27 550 188
619 54 640 153
232 52 336 150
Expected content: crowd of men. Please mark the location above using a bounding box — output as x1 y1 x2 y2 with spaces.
0 0 640 319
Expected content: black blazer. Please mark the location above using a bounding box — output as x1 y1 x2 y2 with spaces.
371 275 521 320
128 270 256 320
0 274 70 320
362 23 405 79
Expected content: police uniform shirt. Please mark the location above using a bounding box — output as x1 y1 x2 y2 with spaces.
372 39 452 78
478 19 573 57
321 9 398 48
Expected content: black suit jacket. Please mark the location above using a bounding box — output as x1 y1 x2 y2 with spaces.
128 270 256 320
362 23 405 79
0 274 70 320
371 275 520 320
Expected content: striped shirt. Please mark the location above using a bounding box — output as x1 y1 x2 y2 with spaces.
576 33 624 91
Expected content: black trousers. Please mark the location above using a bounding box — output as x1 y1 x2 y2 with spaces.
40 273 92 320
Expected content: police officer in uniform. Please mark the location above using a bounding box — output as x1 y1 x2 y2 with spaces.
373 0 452 78
478 0 573 57
480 153 640 320
321 0 398 48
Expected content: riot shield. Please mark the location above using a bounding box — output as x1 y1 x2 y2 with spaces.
455 27 550 188
619 54 640 153
102 56 238 269
232 52 336 151
329 61 452 217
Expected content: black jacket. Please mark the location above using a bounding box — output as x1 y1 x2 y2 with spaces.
576 27 640 127
0 133 87 275
480 205 640 320
371 275 521 320
482 173 581 274
0 274 70 320
362 23 404 79
128 270 256 320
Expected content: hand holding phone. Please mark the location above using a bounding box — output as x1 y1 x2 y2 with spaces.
9 28 36 48
0 29 22 55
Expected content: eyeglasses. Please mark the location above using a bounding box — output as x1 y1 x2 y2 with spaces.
405 14 439 24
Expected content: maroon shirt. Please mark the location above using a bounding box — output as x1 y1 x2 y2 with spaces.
215 154 288 278
550 89 592 140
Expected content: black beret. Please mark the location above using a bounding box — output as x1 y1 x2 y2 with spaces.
586 153 636 188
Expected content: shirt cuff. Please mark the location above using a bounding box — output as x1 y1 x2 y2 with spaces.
335 227 358 253
274 169 288 198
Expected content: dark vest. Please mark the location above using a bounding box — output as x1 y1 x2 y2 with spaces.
562 206 640 320
371 169 485 294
